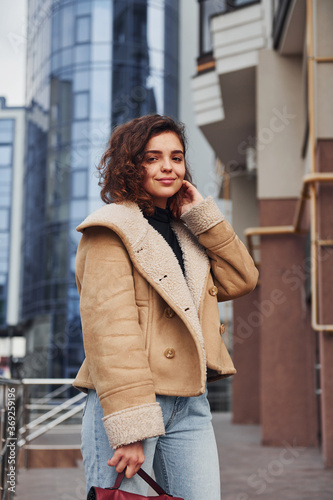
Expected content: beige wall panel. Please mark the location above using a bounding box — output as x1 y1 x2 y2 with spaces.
316 64 333 139
231 174 258 244
315 0 333 58
257 49 305 199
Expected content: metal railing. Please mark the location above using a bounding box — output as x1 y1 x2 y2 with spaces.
0 378 85 500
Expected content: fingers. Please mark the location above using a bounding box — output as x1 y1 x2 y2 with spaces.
179 181 204 211
107 442 145 479
108 455 118 467
125 461 142 479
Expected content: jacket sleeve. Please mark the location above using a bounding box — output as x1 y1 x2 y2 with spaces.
76 226 165 449
181 197 259 301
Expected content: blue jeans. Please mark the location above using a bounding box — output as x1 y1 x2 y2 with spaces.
81 389 220 500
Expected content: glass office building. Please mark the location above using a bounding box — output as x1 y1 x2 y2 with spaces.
23 0 179 378
0 97 26 378
0 115 14 328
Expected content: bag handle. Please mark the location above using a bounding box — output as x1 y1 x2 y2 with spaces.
112 468 169 496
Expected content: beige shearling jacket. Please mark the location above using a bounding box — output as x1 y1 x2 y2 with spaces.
73 197 258 449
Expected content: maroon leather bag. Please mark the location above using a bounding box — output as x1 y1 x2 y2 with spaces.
87 468 184 500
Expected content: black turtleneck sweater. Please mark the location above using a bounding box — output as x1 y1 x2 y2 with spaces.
144 206 185 275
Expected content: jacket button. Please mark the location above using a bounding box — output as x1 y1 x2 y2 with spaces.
164 307 175 319
164 348 175 359
220 324 225 335
209 286 218 296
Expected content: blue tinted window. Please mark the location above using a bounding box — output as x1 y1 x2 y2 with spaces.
92 1 112 43
62 47 73 66
91 70 111 119
52 9 61 52
71 141 89 169
0 209 9 231
75 44 91 63
70 200 87 220
0 234 9 259
91 44 111 61
51 52 61 72
62 5 75 48
77 2 91 15
76 15 91 43
0 167 11 207
0 120 14 143
72 170 87 198
0 145 12 166
72 121 89 142
0 167 11 184
74 92 89 120
73 71 90 91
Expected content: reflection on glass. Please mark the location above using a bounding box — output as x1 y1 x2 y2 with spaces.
0 145 12 166
76 15 91 44
92 1 112 43
72 170 88 198
51 52 61 72
72 121 89 142
73 71 90 91
52 9 61 52
75 44 91 64
91 44 111 62
74 92 90 120
62 47 73 67
91 69 111 119
0 261 7 273
71 141 90 169
77 1 91 15
0 167 11 185
0 209 8 231
61 5 75 48
0 120 14 143
70 200 87 220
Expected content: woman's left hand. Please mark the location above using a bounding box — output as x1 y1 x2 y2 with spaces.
178 180 204 216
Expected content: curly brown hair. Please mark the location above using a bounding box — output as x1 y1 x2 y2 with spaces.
97 114 192 217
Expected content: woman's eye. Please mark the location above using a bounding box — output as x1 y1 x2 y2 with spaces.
147 156 157 162
173 156 182 162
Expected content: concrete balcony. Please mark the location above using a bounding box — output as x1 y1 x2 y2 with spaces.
192 1 269 168
212 2 266 74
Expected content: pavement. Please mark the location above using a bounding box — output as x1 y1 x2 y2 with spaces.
15 413 333 500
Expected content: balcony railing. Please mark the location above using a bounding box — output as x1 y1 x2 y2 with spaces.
0 378 85 500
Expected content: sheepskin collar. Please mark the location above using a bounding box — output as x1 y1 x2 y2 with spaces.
77 202 210 355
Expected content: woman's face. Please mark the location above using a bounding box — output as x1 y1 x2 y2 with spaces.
142 132 185 209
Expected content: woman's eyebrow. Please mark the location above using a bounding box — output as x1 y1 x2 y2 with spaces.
145 149 184 154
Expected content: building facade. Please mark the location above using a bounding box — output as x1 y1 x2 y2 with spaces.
23 0 179 379
0 97 26 377
192 0 333 467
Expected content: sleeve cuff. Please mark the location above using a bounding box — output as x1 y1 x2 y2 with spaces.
180 197 224 236
102 402 165 449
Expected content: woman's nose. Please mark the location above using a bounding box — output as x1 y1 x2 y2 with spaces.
161 158 172 171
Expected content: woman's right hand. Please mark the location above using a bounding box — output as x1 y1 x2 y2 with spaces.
107 441 145 478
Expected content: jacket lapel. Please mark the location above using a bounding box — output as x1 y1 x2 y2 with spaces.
77 202 210 355
171 221 209 312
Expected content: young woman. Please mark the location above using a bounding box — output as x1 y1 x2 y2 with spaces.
74 115 258 500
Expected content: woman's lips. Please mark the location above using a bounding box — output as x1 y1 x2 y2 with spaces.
157 178 176 185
